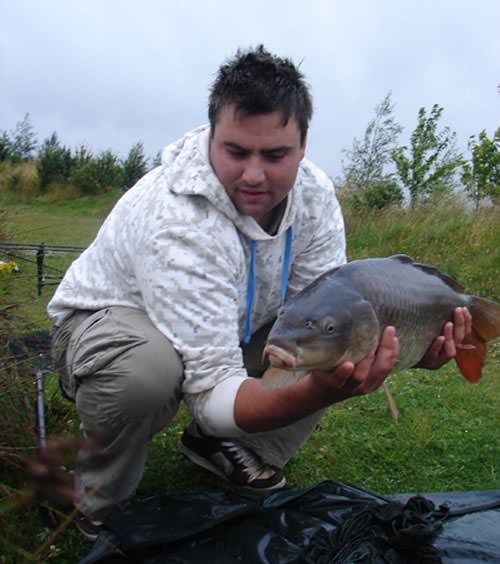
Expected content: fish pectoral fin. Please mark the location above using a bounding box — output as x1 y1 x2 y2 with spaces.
455 329 486 383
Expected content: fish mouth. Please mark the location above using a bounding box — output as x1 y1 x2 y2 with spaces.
264 342 348 372
263 344 298 369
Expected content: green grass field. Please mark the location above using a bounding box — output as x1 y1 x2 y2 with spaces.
0 191 499 562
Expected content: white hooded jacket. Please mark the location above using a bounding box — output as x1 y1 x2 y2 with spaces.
48 125 346 435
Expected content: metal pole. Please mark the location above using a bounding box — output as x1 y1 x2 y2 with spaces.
36 242 45 297
35 354 47 448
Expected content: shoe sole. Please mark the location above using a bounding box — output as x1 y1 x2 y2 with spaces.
179 444 287 493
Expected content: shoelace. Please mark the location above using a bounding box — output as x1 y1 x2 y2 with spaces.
221 441 275 481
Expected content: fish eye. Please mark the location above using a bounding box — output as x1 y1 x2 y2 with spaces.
323 321 335 334
305 320 313 329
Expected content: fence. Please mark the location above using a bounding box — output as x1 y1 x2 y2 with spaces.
1 241 85 448
0 242 85 296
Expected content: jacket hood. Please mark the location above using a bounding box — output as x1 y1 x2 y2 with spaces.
161 125 302 241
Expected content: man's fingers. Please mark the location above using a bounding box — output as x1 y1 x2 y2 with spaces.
464 307 473 335
350 350 376 381
452 307 472 345
315 327 399 398
351 327 399 393
372 326 399 374
331 361 356 388
452 307 465 344
427 335 445 360
443 321 457 358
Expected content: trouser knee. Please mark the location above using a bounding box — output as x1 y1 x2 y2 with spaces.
53 307 184 436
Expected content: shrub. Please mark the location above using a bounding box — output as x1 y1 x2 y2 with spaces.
0 161 39 197
70 149 123 194
360 179 403 210
343 179 404 211
37 132 72 192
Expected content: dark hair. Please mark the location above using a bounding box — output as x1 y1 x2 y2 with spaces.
208 45 313 145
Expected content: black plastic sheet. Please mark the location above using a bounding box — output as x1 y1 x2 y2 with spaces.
80 480 500 563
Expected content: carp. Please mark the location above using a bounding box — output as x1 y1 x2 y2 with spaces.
264 255 500 384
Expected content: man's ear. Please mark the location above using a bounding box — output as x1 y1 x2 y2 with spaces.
300 132 307 159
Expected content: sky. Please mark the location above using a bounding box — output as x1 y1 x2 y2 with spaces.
1 0 499 180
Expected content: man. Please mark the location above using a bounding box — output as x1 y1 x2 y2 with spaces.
47 46 470 540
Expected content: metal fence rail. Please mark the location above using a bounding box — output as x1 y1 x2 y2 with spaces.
0 242 86 254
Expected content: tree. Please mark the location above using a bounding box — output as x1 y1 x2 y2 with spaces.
392 104 463 206
0 131 11 161
342 92 403 190
9 113 37 162
122 142 148 189
461 128 500 209
72 144 93 168
37 132 72 191
151 150 162 168
341 92 404 210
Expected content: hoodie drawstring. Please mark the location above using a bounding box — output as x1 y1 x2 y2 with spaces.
280 226 293 305
243 240 257 345
243 226 293 344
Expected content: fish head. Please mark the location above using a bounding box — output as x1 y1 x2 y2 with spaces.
264 283 380 371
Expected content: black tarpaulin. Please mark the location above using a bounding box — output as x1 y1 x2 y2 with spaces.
80 480 500 563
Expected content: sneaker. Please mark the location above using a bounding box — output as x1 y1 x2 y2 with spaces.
179 423 287 493
74 512 103 542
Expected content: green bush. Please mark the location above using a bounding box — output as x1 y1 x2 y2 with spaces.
339 178 404 212
363 179 404 210
70 149 123 194
37 133 73 192
0 161 39 197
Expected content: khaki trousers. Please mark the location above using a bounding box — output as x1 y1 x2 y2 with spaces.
52 306 324 519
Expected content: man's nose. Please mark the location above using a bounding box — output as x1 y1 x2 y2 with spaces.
241 157 265 185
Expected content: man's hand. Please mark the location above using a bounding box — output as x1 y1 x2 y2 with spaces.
414 307 472 369
309 325 400 400
235 326 400 433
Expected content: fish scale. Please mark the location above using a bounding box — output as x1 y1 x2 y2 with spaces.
342 262 469 369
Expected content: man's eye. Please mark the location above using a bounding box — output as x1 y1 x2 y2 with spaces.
228 150 247 160
265 153 285 162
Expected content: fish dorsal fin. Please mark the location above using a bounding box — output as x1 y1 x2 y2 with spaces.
412 263 465 293
389 254 465 293
389 254 415 263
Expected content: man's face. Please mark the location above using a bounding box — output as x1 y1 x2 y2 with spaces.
209 105 306 229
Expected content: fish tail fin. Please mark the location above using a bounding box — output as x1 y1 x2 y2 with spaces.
455 296 500 383
469 296 500 342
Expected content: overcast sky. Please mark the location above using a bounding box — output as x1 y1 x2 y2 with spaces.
1 0 499 179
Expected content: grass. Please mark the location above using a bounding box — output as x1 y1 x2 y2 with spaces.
0 191 499 562
1 191 120 247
